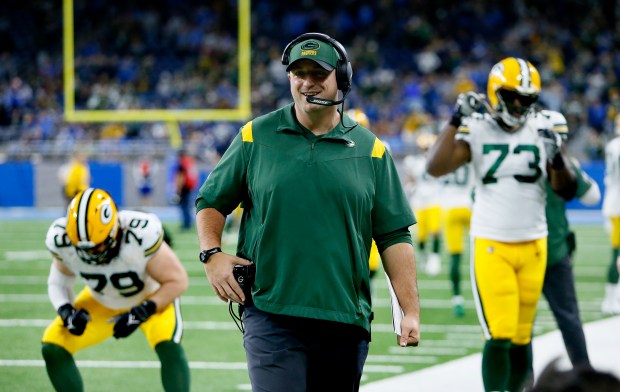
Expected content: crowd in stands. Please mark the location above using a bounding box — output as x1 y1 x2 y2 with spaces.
0 0 618 161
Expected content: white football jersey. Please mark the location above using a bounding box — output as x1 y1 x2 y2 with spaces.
45 210 164 309
459 112 554 241
402 154 442 209
438 163 475 209
603 136 620 217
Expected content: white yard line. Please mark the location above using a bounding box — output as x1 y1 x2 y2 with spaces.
360 315 620 392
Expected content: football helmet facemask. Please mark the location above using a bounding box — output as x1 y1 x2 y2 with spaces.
487 57 541 132
66 188 120 265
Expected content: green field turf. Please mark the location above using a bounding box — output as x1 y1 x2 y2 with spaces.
0 220 613 391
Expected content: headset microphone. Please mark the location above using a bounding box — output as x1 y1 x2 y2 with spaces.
306 96 344 106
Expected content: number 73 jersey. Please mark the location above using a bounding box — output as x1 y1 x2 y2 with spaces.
45 210 164 310
458 113 552 242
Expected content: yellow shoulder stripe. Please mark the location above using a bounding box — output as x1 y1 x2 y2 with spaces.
458 126 470 134
372 138 386 158
144 232 164 257
241 121 253 142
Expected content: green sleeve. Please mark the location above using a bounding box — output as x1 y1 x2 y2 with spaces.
573 161 594 198
195 132 248 216
371 148 416 236
375 227 413 253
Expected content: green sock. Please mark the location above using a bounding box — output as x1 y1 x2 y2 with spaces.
432 235 441 254
520 342 535 391
450 253 461 296
507 343 532 392
609 248 620 283
155 341 191 392
482 339 511 392
41 343 83 392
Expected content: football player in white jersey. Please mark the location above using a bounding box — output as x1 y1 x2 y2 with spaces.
602 114 620 314
438 162 474 317
426 57 576 392
41 188 190 392
403 132 443 276
520 110 600 388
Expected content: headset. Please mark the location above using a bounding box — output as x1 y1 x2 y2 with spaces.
281 32 353 99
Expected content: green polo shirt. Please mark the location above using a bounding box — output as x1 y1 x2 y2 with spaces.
546 159 595 265
196 103 416 333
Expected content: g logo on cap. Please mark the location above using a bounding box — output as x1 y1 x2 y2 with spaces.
301 41 320 50
281 32 352 95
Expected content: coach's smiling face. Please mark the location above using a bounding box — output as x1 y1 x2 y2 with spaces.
288 60 337 113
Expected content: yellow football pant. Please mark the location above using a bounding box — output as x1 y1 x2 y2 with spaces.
42 287 183 354
609 216 620 248
444 207 471 254
471 237 546 345
414 205 442 243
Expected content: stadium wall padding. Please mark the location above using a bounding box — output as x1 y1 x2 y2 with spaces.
0 159 607 208
0 162 34 206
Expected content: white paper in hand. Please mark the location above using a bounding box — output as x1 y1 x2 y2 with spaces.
384 271 404 336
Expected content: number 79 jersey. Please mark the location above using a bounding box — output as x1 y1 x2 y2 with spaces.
45 210 164 310
459 113 551 242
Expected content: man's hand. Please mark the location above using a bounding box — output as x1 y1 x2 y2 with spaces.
57 303 90 336
397 313 420 347
450 92 484 128
111 300 157 339
205 251 253 304
538 128 562 164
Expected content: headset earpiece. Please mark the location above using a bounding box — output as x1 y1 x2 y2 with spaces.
282 32 352 95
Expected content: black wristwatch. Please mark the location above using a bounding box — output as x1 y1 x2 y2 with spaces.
199 247 222 264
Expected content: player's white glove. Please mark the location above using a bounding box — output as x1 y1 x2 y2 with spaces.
450 92 484 128
537 128 563 167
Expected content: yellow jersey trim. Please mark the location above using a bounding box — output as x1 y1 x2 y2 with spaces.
371 138 386 158
241 121 253 142
144 232 164 257
458 125 470 134
553 124 569 139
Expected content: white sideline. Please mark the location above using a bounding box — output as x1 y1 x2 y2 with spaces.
360 315 620 392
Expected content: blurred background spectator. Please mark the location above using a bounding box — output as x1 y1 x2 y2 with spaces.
0 0 618 164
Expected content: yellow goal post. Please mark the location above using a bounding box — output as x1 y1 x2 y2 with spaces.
62 0 252 124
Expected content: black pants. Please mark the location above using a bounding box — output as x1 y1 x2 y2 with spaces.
542 255 590 367
242 305 370 392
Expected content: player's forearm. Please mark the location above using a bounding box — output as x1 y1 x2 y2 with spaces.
426 126 466 177
145 245 189 311
148 280 188 311
196 208 226 249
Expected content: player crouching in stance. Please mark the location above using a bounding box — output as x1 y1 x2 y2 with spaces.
41 188 190 392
